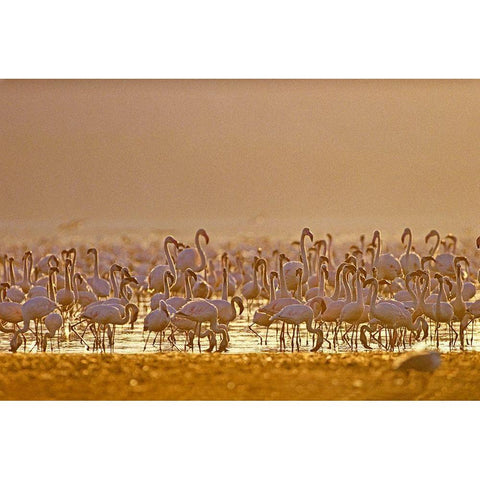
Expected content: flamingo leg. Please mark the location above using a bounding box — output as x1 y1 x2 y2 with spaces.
248 324 263 345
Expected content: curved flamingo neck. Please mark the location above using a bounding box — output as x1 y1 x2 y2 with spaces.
185 274 193 300
299 231 310 282
164 237 177 280
436 278 445 315
373 231 381 267
93 250 100 279
73 275 81 303
454 266 464 307
419 273 429 307
278 256 289 298
342 270 352 303
252 261 259 288
355 273 364 307
110 267 119 298
429 232 440 256
48 270 57 301
65 262 72 292
22 255 28 285
194 231 207 272
27 254 33 285
164 273 171 300
332 264 345 301
262 262 269 293
405 276 417 305
295 273 303 301
221 269 228 301
326 235 333 263
2 256 7 283
269 274 277 301
319 267 326 297
369 280 378 317
8 259 16 285
405 230 412 256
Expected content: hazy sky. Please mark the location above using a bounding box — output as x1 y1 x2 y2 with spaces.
1 80 480 234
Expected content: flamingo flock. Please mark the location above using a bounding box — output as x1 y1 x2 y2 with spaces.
1 227 480 354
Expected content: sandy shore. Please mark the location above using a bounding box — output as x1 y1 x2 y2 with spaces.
1 351 479 400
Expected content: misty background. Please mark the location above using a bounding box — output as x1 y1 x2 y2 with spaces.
1 79 480 237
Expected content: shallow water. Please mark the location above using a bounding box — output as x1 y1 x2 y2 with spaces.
2 300 478 355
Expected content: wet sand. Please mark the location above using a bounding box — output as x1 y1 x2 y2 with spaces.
1 351 479 400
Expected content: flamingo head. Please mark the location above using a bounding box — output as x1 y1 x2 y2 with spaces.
401 227 411 244
363 277 376 288
321 264 329 279
197 229 209 244
454 256 469 268
302 227 314 243
425 230 439 243
165 236 179 249
186 268 197 281
160 300 169 316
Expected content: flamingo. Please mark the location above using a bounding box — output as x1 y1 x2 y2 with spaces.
19 251 33 294
339 270 367 349
56 258 75 313
81 303 138 352
143 300 172 351
10 295 61 352
270 297 327 352
87 248 111 298
432 274 455 348
241 256 261 312
175 228 209 273
249 271 280 345
73 273 98 308
0 284 25 346
209 268 244 327
283 227 313 292
41 264 63 351
364 277 421 350
150 271 175 310
174 299 228 352
425 230 455 277
5 257 25 303
166 268 197 311
399 228 421 275
148 236 179 293
371 230 401 280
